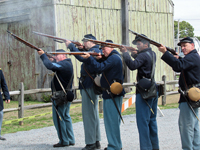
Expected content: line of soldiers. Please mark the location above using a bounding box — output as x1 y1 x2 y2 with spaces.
1 34 200 150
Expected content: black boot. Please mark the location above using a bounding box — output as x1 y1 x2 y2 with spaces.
104 147 122 150
0 137 6 140
96 141 101 149
53 143 69 147
82 143 96 150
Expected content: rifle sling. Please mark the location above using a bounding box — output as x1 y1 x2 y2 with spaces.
79 78 93 103
103 72 124 124
181 71 200 121
52 63 74 95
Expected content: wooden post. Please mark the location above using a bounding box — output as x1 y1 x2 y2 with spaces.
99 100 103 113
121 0 129 46
18 82 24 125
121 0 130 91
162 75 166 106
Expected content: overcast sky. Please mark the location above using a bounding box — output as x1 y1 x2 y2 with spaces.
172 0 200 36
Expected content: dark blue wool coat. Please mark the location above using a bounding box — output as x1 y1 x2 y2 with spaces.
0 70 10 111
68 43 101 89
40 54 73 92
162 50 200 103
85 50 125 99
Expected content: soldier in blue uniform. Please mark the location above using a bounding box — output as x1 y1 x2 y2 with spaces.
37 49 75 147
120 35 159 150
81 40 125 150
158 37 200 150
0 68 10 140
65 34 101 150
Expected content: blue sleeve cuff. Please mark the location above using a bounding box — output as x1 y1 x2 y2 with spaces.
68 43 77 52
122 52 131 59
40 53 47 60
161 51 172 61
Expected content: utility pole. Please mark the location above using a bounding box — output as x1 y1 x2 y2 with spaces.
177 20 180 42
121 0 130 84
177 20 180 53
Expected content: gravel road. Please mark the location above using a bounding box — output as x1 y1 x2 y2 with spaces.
0 108 192 150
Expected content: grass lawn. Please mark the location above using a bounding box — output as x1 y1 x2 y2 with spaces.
2 94 179 135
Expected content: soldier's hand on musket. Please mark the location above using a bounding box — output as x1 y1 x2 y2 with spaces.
174 54 179 59
95 55 102 60
173 51 179 58
120 46 127 53
49 58 55 62
37 49 45 55
80 52 91 59
65 40 71 47
158 44 167 54
129 47 137 53
131 50 138 55
131 50 138 58
77 44 84 49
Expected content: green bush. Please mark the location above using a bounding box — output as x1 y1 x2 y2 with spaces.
24 95 36 101
41 94 52 103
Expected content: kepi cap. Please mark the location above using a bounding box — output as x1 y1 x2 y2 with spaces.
56 49 66 52
82 34 96 41
100 39 113 49
132 34 148 45
177 37 194 46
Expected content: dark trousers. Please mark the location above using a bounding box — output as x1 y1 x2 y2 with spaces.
52 101 75 145
136 93 159 150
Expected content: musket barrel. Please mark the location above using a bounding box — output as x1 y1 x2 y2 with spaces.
7 30 12 34
7 30 41 51
85 38 136 51
129 29 177 55
33 31 82 47
33 31 66 41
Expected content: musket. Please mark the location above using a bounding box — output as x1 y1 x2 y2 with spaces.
83 38 137 52
7 30 55 60
128 29 177 55
48 51 103 56
33 31 82 46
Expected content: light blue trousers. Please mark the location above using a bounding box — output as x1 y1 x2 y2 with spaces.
0 110 3 137
80 88 101 144
136 93 159 150
52 101 75 145
103 96 123 150
179 102 200 150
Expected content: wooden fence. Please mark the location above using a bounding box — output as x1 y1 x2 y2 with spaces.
3 75 179 125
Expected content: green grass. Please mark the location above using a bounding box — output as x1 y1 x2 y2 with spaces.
1 100 179 135
158 103 179 109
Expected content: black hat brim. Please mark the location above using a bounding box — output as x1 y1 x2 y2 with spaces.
177 40 193 46
132 39 140 45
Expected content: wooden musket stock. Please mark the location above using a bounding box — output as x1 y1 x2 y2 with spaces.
128 29 177 55
7 31 100 57
49 52 103 56
7 30 41 51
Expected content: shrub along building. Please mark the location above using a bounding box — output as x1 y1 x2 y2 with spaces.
0 0 175 98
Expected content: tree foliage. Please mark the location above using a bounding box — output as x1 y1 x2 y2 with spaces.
174 21 194 38
195 36 200 41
